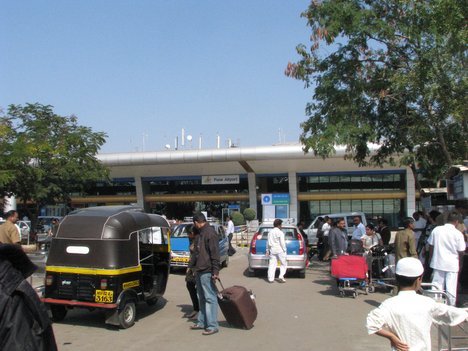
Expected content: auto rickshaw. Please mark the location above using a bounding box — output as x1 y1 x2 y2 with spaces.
41 205 171 328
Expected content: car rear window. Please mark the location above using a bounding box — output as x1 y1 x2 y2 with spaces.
257 227 298 240
171 224 190 238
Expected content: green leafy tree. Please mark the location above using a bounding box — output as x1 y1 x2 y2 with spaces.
286 0 468 186
243 208 256 221
0 103 109 220
0 110 16 194
230 211 245 226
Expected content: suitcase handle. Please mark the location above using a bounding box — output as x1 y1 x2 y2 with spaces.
214 277 225 292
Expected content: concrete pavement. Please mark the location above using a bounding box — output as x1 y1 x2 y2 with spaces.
29 248 467 350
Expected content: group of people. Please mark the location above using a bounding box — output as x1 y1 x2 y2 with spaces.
367 205 467 350
394 207 467 308
315 215 382 259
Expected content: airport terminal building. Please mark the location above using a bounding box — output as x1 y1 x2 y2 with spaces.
68 143 418 227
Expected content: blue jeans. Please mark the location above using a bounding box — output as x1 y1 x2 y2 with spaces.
195 272 219 331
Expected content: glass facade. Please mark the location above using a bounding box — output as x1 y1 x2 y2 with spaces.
145 176 249 195
298 172 405 192
298 171 406 227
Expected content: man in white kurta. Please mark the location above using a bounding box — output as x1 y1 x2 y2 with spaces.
367 258 467 351
428 211 466 306
267 219 287 283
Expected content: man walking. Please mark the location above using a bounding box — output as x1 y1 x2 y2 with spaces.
321 216 332 261
394 217 418 263
225 215 236 256
190 213 220 335
267 219 287 283
428 211 466 306
329 218 348 258
0 210 20 244
351 216 366 240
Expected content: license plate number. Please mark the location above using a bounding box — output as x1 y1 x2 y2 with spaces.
172 257 189 262
95 289 114 303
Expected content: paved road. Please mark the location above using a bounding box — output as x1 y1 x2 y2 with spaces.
32 248 390 350
30 248 456 351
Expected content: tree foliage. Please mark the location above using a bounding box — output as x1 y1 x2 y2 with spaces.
286 0 467 185
230 211 245 226
243 208 257 221
0 103 109 217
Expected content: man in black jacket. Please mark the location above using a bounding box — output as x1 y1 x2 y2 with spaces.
0 244 57 350
190 213 220 335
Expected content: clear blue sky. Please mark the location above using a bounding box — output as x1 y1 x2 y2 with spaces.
1 1 313 153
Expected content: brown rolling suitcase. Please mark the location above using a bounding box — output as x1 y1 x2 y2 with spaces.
216 279 257 330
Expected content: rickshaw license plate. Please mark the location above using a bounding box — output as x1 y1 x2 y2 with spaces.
95 290 114 303
172 257 189 263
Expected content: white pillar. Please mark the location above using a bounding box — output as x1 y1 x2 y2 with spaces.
406 167 416 217
134 176 145 209
288 171 298 221
247 173 257 217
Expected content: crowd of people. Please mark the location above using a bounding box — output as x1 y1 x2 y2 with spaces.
309 203 468 349
1 203 467 346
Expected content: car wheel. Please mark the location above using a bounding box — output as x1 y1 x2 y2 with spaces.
298 269 306 279
247 268 256 277
50 305 67 322
118 301 136 329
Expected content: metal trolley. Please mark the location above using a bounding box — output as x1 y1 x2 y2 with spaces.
367 245 397 293
420 283 468 351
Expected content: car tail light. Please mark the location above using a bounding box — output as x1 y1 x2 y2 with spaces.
250 233 258 254
298 233 304 255
100 279 108 290
45 275 54 286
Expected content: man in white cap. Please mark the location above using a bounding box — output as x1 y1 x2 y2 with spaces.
366 257 467 351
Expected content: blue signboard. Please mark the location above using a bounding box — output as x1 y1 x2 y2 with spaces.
272 193 290 205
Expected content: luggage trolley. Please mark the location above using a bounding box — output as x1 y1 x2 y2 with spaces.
367 245 397 293
331 255 369 298
420 283 468 351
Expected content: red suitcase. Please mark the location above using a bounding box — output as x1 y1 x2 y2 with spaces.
216 279 257 330
330 255 368 280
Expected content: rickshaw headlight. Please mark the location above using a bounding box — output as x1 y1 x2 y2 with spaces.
45 275 53 286
100 278 108 290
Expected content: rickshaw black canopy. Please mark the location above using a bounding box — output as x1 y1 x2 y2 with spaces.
46 206 170 270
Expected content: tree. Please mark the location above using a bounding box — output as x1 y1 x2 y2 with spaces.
0 103 109 220
0 109 16 192
286 0 468 186
243 208 257 221
230 211 245 226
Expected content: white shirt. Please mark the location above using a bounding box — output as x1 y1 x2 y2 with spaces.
267 227 286 255
226 220 235 235
428 223 465 272
352 223 366 240
367 290 467 351
322 222 331 237
413 217 427 241
413 217 427 231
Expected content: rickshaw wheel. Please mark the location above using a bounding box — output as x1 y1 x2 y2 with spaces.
118 301 136 329
50 305 67 322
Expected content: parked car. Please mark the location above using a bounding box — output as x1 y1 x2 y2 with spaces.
304 212 368 247
247 219 308 278
170 220 229 269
